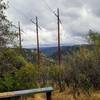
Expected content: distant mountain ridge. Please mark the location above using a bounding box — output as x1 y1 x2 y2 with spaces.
24 44 93 58
40 44 91 57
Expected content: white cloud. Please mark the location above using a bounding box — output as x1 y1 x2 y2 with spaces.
6 0 100 48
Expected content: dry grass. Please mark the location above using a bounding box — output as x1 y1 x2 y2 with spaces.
28 91 100 100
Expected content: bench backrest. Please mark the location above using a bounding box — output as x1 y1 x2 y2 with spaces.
0 87 53 98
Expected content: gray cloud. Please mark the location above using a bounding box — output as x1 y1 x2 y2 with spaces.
6 0 100 47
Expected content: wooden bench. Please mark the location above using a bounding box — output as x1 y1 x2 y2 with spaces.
0 87 53 100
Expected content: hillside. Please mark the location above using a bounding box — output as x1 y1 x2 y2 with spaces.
40 44 93 59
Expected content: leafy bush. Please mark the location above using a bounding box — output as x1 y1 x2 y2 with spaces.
0 49 26 76
0 74 16 92
0 49 37 92
15 63 37 89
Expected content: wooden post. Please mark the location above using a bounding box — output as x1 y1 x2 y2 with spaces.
46 92 52 100
36 16 40 69
30 17 40 82
57 8 61 66
18 21 22 53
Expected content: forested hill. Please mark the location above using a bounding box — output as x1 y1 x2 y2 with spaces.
40 44 93 58
23 44 93 62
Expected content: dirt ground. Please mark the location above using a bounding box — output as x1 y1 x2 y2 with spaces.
28 91 100 100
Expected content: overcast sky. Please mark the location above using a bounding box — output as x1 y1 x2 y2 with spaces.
6 0 100 48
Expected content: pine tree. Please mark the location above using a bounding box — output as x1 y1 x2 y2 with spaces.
0 0 10 47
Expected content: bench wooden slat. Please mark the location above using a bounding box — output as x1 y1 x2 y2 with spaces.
0 87 53 98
